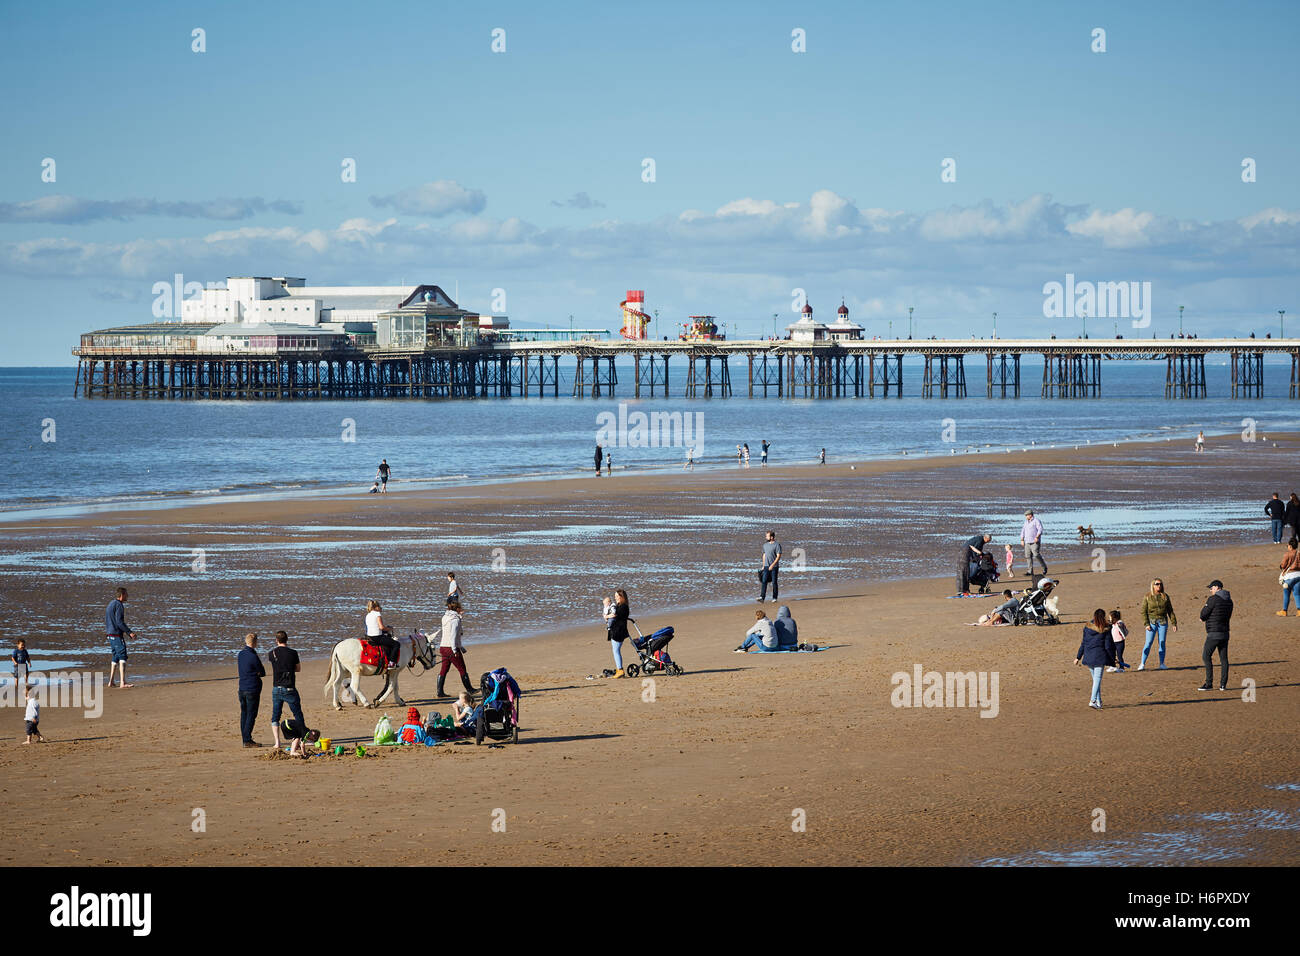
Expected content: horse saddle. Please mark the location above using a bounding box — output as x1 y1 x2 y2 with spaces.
359 641 390 670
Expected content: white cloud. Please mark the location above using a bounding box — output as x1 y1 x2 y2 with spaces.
368 180 486 217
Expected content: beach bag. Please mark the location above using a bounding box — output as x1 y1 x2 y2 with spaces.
373 714 395 745
1280 570 1300 586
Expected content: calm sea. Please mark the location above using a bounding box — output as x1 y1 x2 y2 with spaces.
1 362 1298 513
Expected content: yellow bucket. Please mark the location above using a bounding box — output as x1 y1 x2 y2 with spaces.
319 737 332 751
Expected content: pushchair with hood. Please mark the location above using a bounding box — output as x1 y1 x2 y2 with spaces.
625 620 684 677
1012 579 1060 626
473 668 521 745
967 551 1000 594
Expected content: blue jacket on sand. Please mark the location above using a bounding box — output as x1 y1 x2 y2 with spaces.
237 646 265 693
1076 627 1116 668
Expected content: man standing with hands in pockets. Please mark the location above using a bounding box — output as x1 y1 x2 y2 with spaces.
758 530 782 603
1021 510 1048 579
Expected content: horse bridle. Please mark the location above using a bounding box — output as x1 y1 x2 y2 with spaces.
409 631 437 673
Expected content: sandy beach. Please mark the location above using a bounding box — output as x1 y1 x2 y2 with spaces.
1 437 1297 866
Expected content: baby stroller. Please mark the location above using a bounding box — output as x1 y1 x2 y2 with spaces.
473 668 521 745
624 620 685 677
1012 580 1060 626
968 551 1000 594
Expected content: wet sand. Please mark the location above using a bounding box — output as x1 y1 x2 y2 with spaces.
0 435 1297 865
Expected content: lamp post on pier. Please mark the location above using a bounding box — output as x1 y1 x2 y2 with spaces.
908 306 914 340
772 313 778 340
1281 310 1286 338
1179 305 1184 336
992 312 997 340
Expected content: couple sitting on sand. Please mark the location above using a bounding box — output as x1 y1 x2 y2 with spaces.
735 606 798 652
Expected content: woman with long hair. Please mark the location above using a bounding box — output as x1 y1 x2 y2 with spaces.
438 597 475 699
1075 608 1117 710
607 589 630 678
1278 538 1300 616
1138 579 1178 670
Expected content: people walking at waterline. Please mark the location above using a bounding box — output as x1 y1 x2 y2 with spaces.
606 589 630 678
759 530 782 602
11 639 31 688
761 440 770 465
606 452 612 476
105 587 136 688
819 448 826 465
1020 510 1047 578
1198 580 1233 691
594 445 603 477
1277 539 1300 616
684 447 695 470
1285 493 1300 542
1194 431 1205 453
742 443 750 466
1076 608 1117 709
376 458 390 492
1138 579 1178 670
1265 492 1286 543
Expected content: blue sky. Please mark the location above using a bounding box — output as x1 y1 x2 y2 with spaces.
1 0 1297 363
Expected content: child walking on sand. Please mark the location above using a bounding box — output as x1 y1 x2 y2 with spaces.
1107 610 1130 672
11 640 31 688
24 687 44 743
1003 544 1015 579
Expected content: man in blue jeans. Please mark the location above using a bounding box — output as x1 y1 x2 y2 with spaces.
758 530 782 602
1265 493 1286 543
268 630 305 749
236 633 264 748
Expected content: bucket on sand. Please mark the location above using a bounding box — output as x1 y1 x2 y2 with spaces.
333 745 344 756
319 737 332 751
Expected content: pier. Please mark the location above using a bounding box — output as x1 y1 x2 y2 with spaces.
72 338 1300 400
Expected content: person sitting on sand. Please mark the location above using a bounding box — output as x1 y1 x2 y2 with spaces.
452 691 475 728
736 610 779 653
976 590 1019 625
773 605 798 649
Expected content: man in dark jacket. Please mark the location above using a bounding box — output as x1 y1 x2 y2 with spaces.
1285 494 1300 543
105 587 136 689
1198 580 1233 691
956 533 990 595
237 633 266 748
1265 493 1286 543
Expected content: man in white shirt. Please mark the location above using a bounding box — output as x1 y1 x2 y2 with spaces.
1021 510 1048 577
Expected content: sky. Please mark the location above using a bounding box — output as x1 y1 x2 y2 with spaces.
1 0 1297 363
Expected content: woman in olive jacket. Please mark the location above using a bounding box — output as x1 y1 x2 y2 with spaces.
1138 579 1178 670
1076 608 1117 709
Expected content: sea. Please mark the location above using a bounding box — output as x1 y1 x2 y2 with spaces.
2 361 1298 514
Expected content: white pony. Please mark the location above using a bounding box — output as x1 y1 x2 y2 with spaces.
324 630 436 711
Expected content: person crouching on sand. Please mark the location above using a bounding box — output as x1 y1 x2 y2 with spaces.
1075 608 1117 710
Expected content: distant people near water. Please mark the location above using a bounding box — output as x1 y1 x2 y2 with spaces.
1138 578 1177 670
606 589 630 678
376 458 390 493
758 530 782 603
684 446 695 471
1198 580 1233 691
1277 538 1300 616
606 451 613 476
1003 544 1016 579
447 571 463 603
367 480 380 494
1194 431 1205 453
1285 493 1300 542
594 445 603 477
957 533 991 595
105 586 136 689
1106 610 1130 672
736 444 743 465
819 448 826 465
736 610 779 652
1265 492 1286 543
1020 510 1048 578
438 597 475 699
364 600 400 668
742 443 750 466
1075 608 1117 710
11 639 31 688
236 633 265 749
761 440 770 465
268 630 305 750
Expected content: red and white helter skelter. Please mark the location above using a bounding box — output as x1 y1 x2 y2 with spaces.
620 290 651 340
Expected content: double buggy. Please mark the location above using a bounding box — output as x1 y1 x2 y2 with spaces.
473 668 522 745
